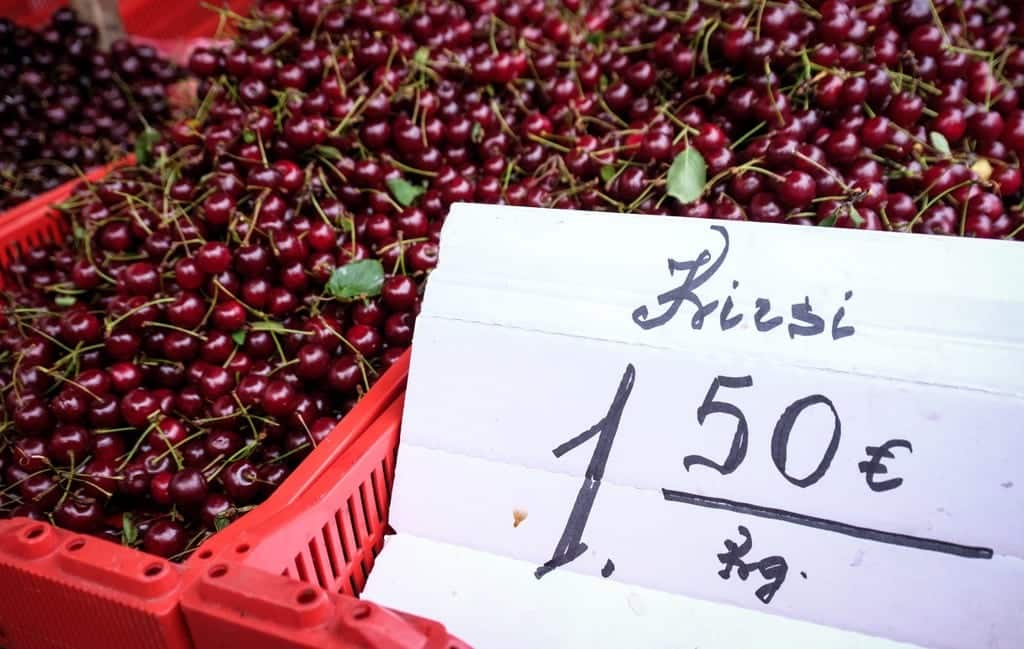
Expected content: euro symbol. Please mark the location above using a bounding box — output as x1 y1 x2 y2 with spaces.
858 439 913 492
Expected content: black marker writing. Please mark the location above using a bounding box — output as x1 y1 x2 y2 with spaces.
859 439 913 492
717 525 789 604
632 225 855 339
536 364 636 579
632 226 729 330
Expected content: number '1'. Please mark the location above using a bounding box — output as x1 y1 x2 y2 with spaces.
535 363 636 579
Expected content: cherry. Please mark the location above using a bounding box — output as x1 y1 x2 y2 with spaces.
262 380 298 417
196 242 232 274
54 497 103 532
121 388 159 428
221 459 261 504
143 520 187 558
169 468 209 507
777 171 816 208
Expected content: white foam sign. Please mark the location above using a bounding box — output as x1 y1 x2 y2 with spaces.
364 205 1024 649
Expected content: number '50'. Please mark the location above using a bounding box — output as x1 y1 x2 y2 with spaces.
684 375 841 489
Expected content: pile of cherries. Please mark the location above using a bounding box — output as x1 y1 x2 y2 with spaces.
3 0 1024 560
0 8 181 210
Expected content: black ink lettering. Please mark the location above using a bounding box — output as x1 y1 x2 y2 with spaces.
692 299 720 329
754 298 782 332
684 375 753 476
831 290 855 340
662 489 994 559
536 364 636 579
632 225 729 330
771 395 841 488
716 525 789 604
858 439 913 492
719 284 743 331
788 296 826 338
601 559 615 578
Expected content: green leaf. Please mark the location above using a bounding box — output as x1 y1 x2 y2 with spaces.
414 47 430 65
122 513 137 546
326 259 385 300
586 32 605 46
242 130 256 144
818 212 838 227
666 148 707 205
72 224 87 242
214 515 230 532
471 122 484 144
134 127 160 166
231 330 246 345
315 145 343 161
849 205 865 227
251 320 287 333
600 165 617 183
929 131 951 155
54 295 77 307
386 177 426 207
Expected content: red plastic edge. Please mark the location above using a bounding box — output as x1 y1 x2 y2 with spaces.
181 561 469 649
0 517 192 649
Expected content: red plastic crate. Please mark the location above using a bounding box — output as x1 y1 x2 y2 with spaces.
0 0 251 40
181 560 469 649
0 518 192 649
0 167 463 648
188 396 406 597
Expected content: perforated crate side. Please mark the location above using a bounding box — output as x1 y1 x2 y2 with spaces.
187 396 405 598
0 518 193 649
181 560 469 649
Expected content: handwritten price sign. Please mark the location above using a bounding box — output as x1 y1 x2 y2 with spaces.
389 205 1024 649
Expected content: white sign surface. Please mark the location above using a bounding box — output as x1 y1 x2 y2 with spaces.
367 205 1024 649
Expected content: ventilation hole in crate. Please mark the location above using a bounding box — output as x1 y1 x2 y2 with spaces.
333 510 351 563
321 523 340 580
143 563 165 578
65 539 85 552
381 458 393 496
347 497 363 550
352 603 371 620
208 565 228 579
197 549 213 560
235 543 250 554
308 538 330 589
25 525 46 540
294 551 310 583
358 482 374 537
369 468 384 525
296 588 319 605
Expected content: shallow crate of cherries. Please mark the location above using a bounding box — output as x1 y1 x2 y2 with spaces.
2 0 1022 562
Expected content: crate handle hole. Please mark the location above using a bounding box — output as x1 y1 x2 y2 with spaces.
197 549 213 560
66 539 85 552
143 562 164 578
296 588 319 606
352 603 372 620
25 525 47 540
208 564 229 579
235 543 250 554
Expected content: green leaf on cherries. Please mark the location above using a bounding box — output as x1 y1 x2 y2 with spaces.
72 224 87 242
315 145 344 161
929 131 951 155
134 127 160 166
326 259 385 300
54 295 77 307
122 513 137 546
471 122 484 143
586 32 605 46
386 177 426 207
819 212 838 227
849 205 865 226
251 320 287 333
414 47 431 65
242 130 256 144
666 148 707 205
214 515 230 532
231 330 247 345
600 164 617 183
